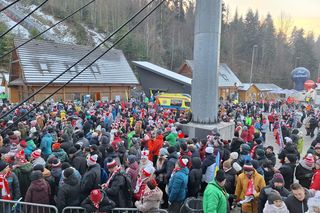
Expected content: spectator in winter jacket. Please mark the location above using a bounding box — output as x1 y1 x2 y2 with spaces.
103 159 133 208
201 146 215 191
279 154 297 190
278 138 300 164
12 150 33 199
285 183 311 213
40 131 53 160
47 143 69 163
56 168 81 211
203 170 228 213
168 158 189 213
0 160 20 200
126 155 139 191
187 157 202 198
139 150 153 172
165 147 178 183
265 146 276 167
155 148 169 208
68 146 87 176
76 131 90 148
255 149 269 167
307 191 320 213
135 178 163 213
25 170 50 205
81 189 116 212
80 154 101 199
258 173 290 213
165 127 178 147
230 131 243 153
295 153 315 188
310 159 320 190
223 160 237 208
263 191 289 213
23 138 36 158
30 149 46 167
235 160 266 213
148 130 163 165
134 164 156 201
59 163 81 187
238 143 251 167
60 133 73 154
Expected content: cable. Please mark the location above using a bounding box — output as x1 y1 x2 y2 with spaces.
0 0 96 59
0 0 48 39
1 0 165 135
0 0 156 121
0 0 22 13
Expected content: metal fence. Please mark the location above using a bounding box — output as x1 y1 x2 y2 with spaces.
0 198 58 213
62 207 168 213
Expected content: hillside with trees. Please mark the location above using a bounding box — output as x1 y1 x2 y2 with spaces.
1 0 320 88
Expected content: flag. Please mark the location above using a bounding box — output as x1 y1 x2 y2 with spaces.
213 151 220 178
278 121 284 151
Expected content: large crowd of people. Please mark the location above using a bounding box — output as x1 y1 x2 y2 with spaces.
0 97 320 213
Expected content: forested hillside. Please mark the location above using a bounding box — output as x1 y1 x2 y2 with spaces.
2 0 320 88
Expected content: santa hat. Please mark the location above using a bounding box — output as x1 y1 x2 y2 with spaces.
87 154 98 166
141 150 149 159
15 150 25 160
178 158 189 167
142 165 155 177
31 149 41 159
90 189 103 209
20 140 27 148
52 143 61 150
304 154 315 167
106 159 117 169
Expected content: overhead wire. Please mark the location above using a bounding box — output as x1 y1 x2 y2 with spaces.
0 0 156 121
0 0 166 134
0 0 96 59
0 0 49 39
0 0 22 13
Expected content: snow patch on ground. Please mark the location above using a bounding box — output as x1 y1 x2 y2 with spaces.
0 13 29 38
82 25 112 47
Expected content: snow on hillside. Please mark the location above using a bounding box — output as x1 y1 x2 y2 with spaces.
27 5 77 44
0 13 29 38
82 25 112 47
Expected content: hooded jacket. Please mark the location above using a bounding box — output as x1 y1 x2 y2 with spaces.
70 150 87 176
135 187 163 213
40 133 53 156
25 178 50 204
295 160 314 188
47 148 69 163
263 202 289 213
81 190 116 212
187 157 202 197
165 152 178 183
80 163 101 198
203 180 228 213
56 173 81 211
279 162 296 190
168 167 189 203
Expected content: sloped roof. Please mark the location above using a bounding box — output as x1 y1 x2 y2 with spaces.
254 83 282 91
185 60 242 87
132 61 192 85
14 39 139 85
239 83 282 91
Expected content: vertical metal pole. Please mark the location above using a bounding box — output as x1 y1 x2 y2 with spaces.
249 45 258 84
191 0 222 124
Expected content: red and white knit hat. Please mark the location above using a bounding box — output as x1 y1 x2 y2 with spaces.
141 150 149 159
107 159 117 169
31 149 41 159
87 154 98 166
142 165 155 177
178 158 189 168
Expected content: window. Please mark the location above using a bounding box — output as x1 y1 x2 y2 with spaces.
91 65 100 74
67 64 77 73
39 63 49 73
171 99 182 107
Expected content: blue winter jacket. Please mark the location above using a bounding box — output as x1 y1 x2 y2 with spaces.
168 167 189 203
40 133 53 156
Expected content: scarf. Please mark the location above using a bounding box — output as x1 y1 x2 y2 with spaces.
245 177 256 196
0 172 12 200
104 167 121 189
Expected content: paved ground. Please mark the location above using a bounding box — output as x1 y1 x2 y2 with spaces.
230 125 315 212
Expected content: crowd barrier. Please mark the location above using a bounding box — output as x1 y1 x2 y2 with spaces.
180 197 203 213
0 198 58 213
62 207 168 213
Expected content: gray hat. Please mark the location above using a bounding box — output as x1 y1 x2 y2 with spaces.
128 155 136 164
160 148 169 156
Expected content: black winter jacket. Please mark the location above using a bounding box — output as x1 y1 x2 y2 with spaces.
70 150 87 176
258 185 290 213
81 190 116 212
80 164 101 198
187 157 202 197
279 163 296 190
285 189 310 213
295 161 314 188
56 173 81 211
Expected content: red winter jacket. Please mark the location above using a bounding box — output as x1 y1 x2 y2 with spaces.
310 169 320 190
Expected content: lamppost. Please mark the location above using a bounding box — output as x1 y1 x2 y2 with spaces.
249 45 258 84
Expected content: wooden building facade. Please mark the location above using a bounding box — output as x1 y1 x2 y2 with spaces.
9 39 139 103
